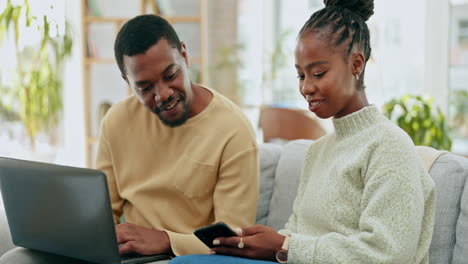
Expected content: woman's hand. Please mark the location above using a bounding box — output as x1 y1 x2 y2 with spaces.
211 225 286 261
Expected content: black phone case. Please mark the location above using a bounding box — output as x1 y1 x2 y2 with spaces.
194 222 238 248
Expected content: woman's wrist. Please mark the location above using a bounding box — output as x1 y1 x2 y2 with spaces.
275 235 290 263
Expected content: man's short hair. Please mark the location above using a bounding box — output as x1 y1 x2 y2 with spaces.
114 14 182 75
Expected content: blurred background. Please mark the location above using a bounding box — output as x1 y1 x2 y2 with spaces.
0 0 467 168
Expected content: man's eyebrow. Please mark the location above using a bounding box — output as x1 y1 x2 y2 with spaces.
135 80 150 87
162 64 177 74
134 64 178 86
135 80 149 86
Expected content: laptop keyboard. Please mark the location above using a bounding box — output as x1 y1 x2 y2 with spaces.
121 252 143 260
120 252 171 264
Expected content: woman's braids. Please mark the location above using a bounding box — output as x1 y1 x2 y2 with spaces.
299 0 374 89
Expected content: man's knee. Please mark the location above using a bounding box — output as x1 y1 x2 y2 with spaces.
0 247 88 264
0 248 35 264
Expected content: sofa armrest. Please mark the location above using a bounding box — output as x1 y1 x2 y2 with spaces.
0 193 15 256
425 152 468 264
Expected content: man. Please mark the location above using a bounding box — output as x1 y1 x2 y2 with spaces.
104 13 259 257
0 14 259 264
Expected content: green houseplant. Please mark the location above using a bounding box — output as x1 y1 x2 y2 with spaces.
382 95 452 151
0 0 72 150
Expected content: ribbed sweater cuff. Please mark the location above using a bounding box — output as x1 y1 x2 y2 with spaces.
288 234 318 264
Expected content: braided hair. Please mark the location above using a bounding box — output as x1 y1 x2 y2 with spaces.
299 0 374 89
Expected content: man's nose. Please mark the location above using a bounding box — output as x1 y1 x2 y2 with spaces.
154 85 174 102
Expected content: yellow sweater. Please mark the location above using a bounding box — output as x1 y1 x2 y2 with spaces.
96 89 259 256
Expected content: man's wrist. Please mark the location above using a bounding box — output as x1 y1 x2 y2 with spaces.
160 230 173 255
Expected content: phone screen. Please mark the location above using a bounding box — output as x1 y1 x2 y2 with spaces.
194 222 238 248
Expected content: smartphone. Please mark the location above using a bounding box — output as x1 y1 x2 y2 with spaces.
194 222 238 248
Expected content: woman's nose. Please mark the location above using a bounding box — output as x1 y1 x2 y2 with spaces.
301 77 316 97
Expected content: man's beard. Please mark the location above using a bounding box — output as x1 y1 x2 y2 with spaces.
152 93 190 127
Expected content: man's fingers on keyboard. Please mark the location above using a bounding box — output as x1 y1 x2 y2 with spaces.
119 241 138 255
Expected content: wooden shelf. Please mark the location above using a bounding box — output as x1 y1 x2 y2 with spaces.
85 16 129 23
166 16 201 23
84 57 201 65
87 137 99 144
85 16 200 24
84 58 116 64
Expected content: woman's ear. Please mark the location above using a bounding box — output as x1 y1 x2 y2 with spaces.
352 52 365 75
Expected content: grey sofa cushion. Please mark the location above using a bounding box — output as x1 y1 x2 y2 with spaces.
451 154 468 264
256 143 283 225
427 153 468 264
266 139 312 230
0 191 15 256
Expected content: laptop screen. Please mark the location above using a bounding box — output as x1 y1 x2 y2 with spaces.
0 157 122 264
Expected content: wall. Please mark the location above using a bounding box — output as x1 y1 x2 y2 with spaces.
58 0 86 167
205 0 240 102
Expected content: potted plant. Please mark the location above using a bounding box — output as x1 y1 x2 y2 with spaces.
0 0 72 151
382 94 452 151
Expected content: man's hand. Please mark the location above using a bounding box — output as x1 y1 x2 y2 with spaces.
116 222 171 255
211 225 285 261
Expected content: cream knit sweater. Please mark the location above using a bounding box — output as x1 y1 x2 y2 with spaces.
282 105 435 264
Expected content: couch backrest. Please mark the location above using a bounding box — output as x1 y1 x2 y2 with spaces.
429 153 468 264
256 143 283 226
265 140 311 230
257 139 468 264
257 140 311 230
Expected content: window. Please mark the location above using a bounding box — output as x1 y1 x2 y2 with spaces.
0 0 68 161
449 0 468 155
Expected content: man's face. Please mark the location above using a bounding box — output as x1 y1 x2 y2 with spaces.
123 38 193 127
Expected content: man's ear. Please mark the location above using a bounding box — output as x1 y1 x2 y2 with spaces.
122 74 129 84
352 52 365 75
180 41 190 67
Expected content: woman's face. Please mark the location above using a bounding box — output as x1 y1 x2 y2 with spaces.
295 32 366 119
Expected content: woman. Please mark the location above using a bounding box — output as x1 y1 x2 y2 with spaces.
170 0 435 263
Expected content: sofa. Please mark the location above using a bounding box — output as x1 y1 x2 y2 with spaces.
1 139 468 263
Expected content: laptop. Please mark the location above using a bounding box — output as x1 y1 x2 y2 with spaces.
0 157 171 264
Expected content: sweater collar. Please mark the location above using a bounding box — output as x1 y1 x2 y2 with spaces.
332 105 384 139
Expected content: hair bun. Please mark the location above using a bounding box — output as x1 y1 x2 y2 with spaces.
324 0 374 21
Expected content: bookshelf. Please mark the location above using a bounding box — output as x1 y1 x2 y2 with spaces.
81 0 207 167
